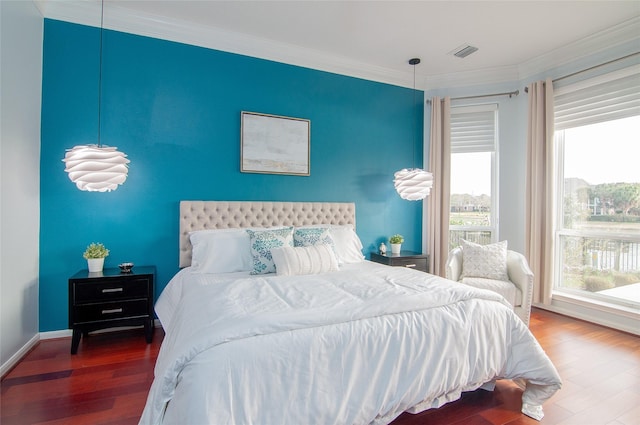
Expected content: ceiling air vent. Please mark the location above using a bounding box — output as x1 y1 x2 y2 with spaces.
451 44 478 58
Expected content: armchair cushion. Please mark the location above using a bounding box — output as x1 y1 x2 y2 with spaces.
460 239 509 281
460 277 522 307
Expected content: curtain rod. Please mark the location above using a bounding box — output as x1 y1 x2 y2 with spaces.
554 51 639 83
426 89 519 103
525 51 640 92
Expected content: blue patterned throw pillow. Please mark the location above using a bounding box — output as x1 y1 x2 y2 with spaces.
246 227 294 275
294 227 335 249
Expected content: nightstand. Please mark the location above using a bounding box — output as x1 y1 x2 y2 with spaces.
68 266 155 354
370 251 429 273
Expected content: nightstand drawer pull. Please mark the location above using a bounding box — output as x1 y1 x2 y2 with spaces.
101 308 123 315
404 264 416 268
101 288 124 293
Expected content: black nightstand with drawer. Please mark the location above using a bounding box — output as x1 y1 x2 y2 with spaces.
370 251 429 273
68 266 155 354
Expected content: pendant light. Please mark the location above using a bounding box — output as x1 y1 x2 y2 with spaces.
394 58 433 201
63 0 129 192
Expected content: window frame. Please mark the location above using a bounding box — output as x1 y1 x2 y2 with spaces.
552 65 640 311
448 103 499 249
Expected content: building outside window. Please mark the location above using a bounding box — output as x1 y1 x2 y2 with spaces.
553 65 640 310
449 104 498 251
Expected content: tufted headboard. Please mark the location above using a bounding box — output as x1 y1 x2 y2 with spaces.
179 201 356 267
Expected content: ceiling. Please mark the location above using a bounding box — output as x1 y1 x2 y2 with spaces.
36 0 640 89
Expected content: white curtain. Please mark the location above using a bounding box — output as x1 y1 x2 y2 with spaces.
427 97 451 276
525 79 555 305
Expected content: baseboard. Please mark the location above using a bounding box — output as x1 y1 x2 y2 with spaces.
39 319 162 341
535 299 640 336
40 329 73 340
3 320 164 377
1 333 40 378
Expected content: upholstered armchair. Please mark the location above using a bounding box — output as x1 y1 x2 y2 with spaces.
446 246 534 326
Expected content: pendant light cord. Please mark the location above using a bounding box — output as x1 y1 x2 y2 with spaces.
412 61 416 169
97 0 104 148
409 58 420 170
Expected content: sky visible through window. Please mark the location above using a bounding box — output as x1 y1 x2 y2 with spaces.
452 115 639 196
451 152 491 196
564 115 640 186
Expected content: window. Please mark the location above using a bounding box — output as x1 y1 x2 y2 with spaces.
554 65 640 309
449 104 498 250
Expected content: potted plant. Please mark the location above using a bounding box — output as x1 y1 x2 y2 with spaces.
83 242 109 272
389 234 404 254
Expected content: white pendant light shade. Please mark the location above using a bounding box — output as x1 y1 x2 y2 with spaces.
62 1 130 192
394 58 433 201
63 144 130 192
394 168 433 201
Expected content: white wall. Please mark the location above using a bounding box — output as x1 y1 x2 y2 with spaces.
1 0 43 373
423 80 529 254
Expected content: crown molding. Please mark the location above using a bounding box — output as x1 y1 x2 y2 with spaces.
35 1 640 90
517 16 640 82
112 5 420 88
35 0 416 88
424 65 521 91
428 16 640 90
34 0 102 26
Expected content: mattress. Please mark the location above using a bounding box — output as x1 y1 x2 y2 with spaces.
140 261 561 424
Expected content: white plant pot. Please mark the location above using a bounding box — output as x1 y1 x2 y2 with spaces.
391 243 402 254
87 258 105 272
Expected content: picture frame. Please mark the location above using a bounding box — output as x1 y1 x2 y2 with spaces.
241 111 310 176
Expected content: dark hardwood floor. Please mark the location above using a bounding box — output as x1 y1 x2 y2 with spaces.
1 309 638 425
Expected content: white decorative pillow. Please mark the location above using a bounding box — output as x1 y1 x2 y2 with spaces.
189 229 252 274
328 225 365 264
460 239 509 281
246 227 294 275
271 244 339 276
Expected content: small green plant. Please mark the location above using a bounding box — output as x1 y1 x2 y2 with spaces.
389 234 404 244
83 242 109 259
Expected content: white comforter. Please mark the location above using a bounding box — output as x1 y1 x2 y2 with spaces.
140 262 561 425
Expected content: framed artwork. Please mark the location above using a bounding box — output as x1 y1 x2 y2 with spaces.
241 111 310 176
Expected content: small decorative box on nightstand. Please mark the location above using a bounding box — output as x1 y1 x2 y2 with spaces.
68 266 155 354
370 251 429 273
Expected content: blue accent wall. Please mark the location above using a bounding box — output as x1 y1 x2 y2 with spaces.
40 20 424 332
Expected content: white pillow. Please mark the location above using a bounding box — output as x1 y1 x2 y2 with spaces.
460 239 509 281
329 225 365 264
246 227 294 275
189 229 252 274
271 244 339 276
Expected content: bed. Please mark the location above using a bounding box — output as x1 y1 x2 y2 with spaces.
139 201 561 425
